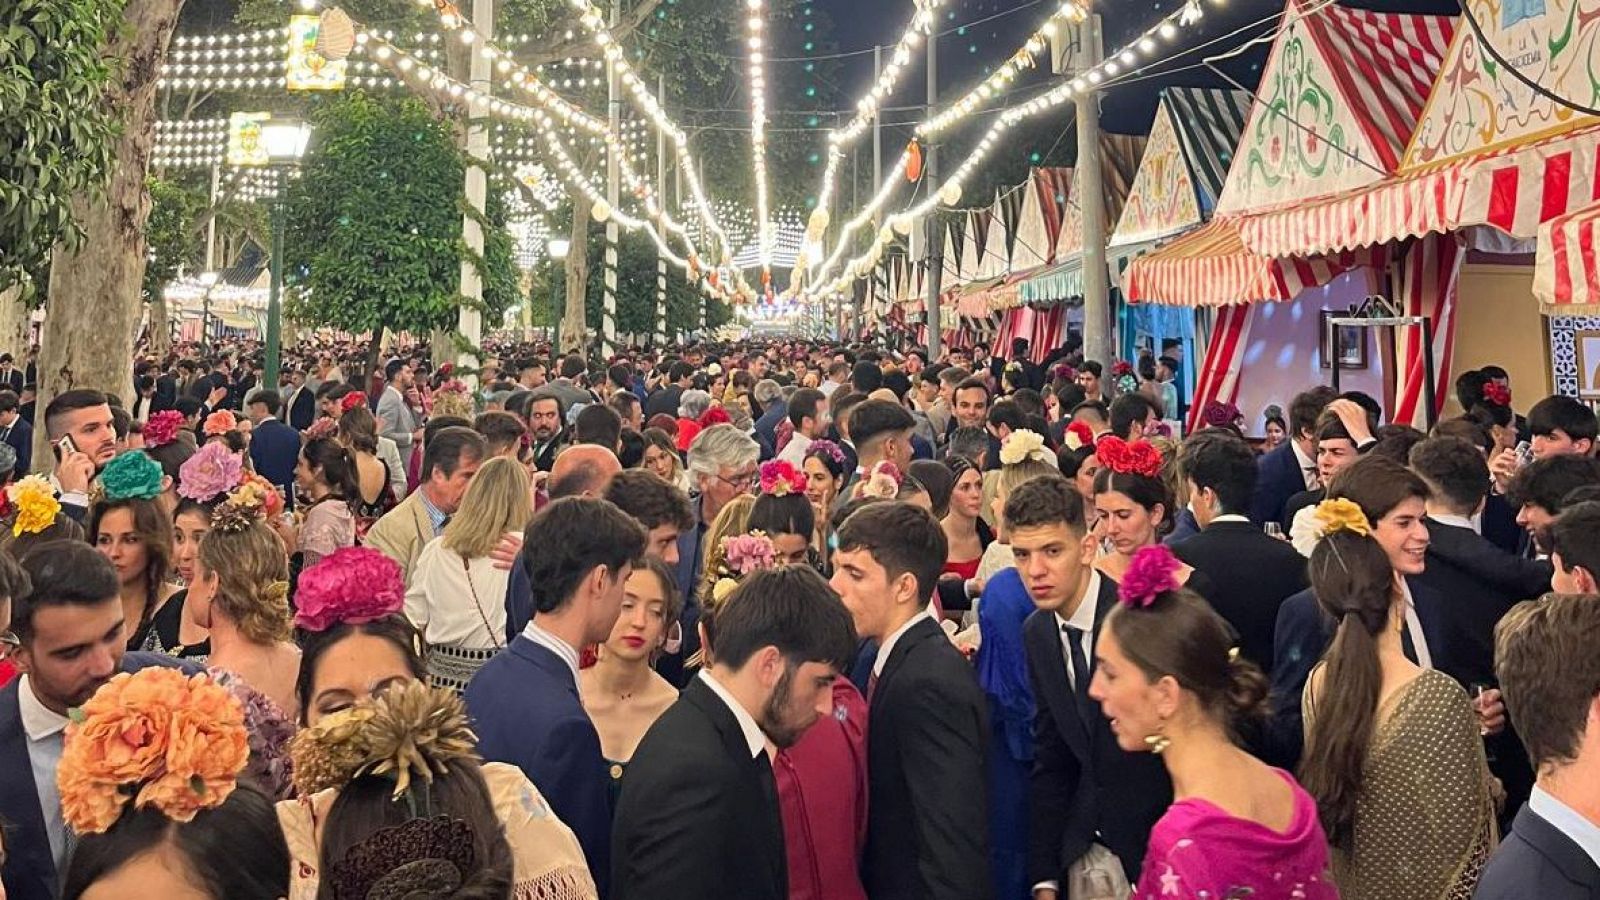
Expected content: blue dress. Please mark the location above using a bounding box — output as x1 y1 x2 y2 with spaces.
976 565 1038 900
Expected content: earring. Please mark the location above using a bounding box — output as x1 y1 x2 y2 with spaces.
1144 720 1171 755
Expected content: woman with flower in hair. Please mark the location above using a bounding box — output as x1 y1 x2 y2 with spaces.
141 409 198 513
696 493 757 606
1262 405 1288 453
404 456 532 694
57 668 290 900
278 680 598 900
802 440 848 553
1091 437 1213 596
190 485 300 798
750 459 817 566
1087 545 1336 899
1299 497 1494 898
89 452 184 653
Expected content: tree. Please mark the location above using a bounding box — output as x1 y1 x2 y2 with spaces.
281 92 517 376
142 176 206 356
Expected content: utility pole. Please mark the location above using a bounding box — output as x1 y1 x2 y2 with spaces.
456 0 493 387
923 28 942 360
602 0 621 359
1075 14 1111 368
655 73 668 349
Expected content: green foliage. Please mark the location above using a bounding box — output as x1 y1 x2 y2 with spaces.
0 0 122 298
281 92 517 343
142 177 207 302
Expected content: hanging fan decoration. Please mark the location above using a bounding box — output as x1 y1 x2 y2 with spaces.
314 7 356 61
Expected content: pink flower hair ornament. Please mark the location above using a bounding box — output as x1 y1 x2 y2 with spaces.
759 460 808 498
722 532 778 577
142 410 185 449
176 441 244 502
1118 545 1183 609
858 460 903 500
293 547 406 632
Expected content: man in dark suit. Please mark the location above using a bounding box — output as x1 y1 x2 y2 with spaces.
466 497 647 897
0 354 25 394
1476 594 1600 899
526 392 571 473
245 389 300 507
1 542 196 900
752 380 787 455
829 501 993 900
612 566 856 900
1006 477 1171 891
282 368 317 431
1172 431 1308 672
1270 457 1454 769
643 360 694 421
1250 386 1335 526
0 390 33 476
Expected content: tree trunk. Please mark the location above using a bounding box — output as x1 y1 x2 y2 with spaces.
0 288 31 361
562 191 590 356
36 0 185 468
431 327 453 370
147 296 170 358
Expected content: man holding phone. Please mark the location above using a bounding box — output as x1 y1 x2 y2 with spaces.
42 390 118 520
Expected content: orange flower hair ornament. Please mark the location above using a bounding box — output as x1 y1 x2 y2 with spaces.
57 669 249 834
1094 436 1164 478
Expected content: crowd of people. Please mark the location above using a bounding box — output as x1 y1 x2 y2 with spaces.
0 331 1597 900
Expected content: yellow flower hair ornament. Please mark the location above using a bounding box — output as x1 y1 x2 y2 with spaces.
8 475 60 536
1314 497 1371 538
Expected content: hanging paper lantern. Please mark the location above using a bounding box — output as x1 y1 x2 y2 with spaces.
708 270 720 288
906 140 924 182
878 225 894 245
939 181 963 206
591 198 612 222
891 213 913 236
315 8 356 60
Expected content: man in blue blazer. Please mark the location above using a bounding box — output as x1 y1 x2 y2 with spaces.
0 390 32 476
246 389 301 508
1476 594 1600 899
467 496 647 898
1249 386 1334 526
1 542 198 900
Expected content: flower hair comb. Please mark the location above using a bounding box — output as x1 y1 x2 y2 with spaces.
1117 545 1183 609
999 429 1053 466
294 546 406 632
1094 436 1164 478
759 460 808 497
1314 497 1371 538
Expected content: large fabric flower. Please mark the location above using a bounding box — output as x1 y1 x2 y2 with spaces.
294 546 406 632
1095 436 1163 478
722 532 777 577
177 441 243 502
1118 545 1182 609
999 429 1052 466
201 409 237 437
1063 421 1097 453
759 460 807 497
1315 497 1371 538
142 410 185 449
58 669 248 834
8 475 60 536
100 451 165 502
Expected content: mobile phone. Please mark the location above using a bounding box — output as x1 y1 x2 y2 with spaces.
56 435 77 457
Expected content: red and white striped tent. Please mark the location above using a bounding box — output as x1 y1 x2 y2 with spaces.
1535 198 1600 314
1125 0 1455 427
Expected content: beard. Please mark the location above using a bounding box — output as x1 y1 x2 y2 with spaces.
759 665 817 750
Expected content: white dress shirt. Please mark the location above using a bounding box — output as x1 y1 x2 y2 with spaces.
404 536 515 648
19 675 71 876
872 610 932 677
776 431 814 466
698 670 768 759
1530 785 1600 871
1292 440 1318 490
1054 570 1103 690
1429 511 1480 535
1398 578 1433 669
521 620 582 690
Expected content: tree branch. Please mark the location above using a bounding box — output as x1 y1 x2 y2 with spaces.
514 0 663 68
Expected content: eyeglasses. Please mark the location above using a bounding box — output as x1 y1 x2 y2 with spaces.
0 630 19 661
717 470 759 492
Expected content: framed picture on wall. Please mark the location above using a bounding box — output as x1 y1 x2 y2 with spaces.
1575 329 1600 399
1320 311 1367 370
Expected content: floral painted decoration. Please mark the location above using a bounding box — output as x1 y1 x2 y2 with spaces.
100 451 166 502
1314 497 1371 538
8 475 60 536
201 410 237 437
57 669 249 834
142 410 185 449
1094 436 1164 479
998 429 1053 466
759 460 808 497
1063 421 1097 453
294 546 406 632
1117 545 1183 609
177 441 243 502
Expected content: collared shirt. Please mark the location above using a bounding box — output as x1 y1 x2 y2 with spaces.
19 675 70 876
1053 570 1103 689
776 431 813 466
521 620 582 691
1429 511 1480 535
1398 579 1433 669
873 610 932 677
1292 440 1318 490
1530 785 1600 871
699 670 768 759
1210 513 1252 526
417 488 449 537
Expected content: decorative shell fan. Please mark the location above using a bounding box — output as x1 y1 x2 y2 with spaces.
314 8 356 61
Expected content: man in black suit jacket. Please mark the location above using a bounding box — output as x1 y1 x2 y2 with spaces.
1249 386 1334 525
467 497 647 896
283 368 317 431
0 390 33 476
246 390 301 509
1005 477 1170 891
612 567 856 900
0 542 197 900
1476 594 1600 899
829 501 993 900
1172 431 1308 673
0 355 25 394
643 361 693 421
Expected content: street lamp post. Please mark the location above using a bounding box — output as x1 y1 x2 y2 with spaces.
548 238 570 353
259 119 312 391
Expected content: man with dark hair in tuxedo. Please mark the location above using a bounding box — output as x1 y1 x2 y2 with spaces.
1250 386 1336 526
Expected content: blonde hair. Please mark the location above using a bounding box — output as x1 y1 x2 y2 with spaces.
997 457 1061 497
198 520 291 643
697 493 755 608
442 457 533 559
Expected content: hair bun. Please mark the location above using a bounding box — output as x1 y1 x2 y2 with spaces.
1263 404 1283 420
1223 651 1271 725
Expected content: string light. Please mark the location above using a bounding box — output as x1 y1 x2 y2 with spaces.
746 0 771 276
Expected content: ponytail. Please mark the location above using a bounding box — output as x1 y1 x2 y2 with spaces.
302 437 361 505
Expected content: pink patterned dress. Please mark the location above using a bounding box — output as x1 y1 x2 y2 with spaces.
1133 768 1339 900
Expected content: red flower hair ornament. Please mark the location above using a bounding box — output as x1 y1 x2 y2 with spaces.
1095 436 1164 478
1483 381 1511 407
339 392 366 414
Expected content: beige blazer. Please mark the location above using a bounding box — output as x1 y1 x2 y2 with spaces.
364 491 436 585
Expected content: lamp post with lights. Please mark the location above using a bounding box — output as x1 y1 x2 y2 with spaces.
258 118 312 390
547 238 570 351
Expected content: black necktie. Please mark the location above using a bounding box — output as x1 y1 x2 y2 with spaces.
1401 622 1418 665
1063 625 1093 709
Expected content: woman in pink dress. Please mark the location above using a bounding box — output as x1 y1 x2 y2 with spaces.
1088 545 1338 900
